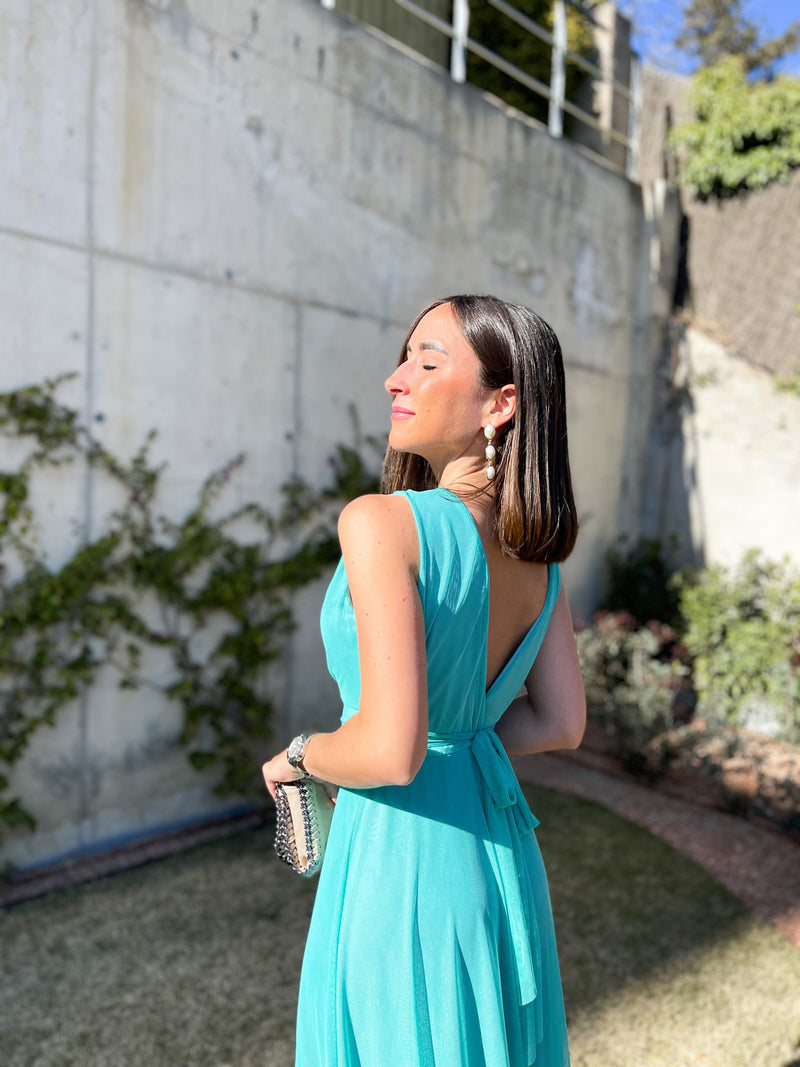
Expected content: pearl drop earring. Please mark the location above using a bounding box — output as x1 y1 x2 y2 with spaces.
484 424 496 480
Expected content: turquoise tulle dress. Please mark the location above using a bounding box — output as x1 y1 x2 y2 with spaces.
295 487 570 1067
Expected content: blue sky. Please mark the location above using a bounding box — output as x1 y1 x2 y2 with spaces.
620 0 800 74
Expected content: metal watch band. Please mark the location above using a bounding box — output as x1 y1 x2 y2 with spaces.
297 733 316 776
287 733 315 777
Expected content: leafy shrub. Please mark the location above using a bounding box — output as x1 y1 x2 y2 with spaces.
604 536 682 628
668 56 800 198
576 611 693 775
467 0 596 127
675 551 800 742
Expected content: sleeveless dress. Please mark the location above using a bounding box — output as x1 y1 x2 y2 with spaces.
295 487 570 1067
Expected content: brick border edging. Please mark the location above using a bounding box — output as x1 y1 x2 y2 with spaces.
562 727 800 841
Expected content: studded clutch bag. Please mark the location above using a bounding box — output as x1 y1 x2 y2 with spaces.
273 778 336 877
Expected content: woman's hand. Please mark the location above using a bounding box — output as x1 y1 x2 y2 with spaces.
261 748 306 801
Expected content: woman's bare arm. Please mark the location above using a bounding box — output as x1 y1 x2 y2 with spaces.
494 586 586 756
262 494 428 795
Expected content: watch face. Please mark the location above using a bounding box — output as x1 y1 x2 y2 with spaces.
287 735 306 764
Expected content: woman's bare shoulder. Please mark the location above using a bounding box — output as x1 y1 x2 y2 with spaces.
337 492 414 533
337 494 418 568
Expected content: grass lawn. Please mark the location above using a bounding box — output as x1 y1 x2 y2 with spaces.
1 784 799 1067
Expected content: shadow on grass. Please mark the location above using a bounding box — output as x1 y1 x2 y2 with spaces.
1 785 796 1067
523 783 755 1014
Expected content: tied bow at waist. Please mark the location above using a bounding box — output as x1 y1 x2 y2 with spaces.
426 728 541 1008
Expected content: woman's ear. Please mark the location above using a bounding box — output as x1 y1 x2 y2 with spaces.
487 384 516 429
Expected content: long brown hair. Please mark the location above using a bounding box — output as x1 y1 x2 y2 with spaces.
381 295 578 563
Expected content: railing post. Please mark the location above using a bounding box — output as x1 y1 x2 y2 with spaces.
451 0 470 83
626 54 641 180
548 0 566 138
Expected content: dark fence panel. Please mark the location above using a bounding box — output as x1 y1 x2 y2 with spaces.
334 0 453 68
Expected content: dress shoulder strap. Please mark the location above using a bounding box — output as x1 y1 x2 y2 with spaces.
392 488 487 625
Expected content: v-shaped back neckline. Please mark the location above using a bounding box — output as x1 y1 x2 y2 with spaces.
435 487 553 697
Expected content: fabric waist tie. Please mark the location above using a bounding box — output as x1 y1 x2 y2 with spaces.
426 728 540 1007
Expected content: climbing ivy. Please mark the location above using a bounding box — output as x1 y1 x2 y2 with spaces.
0 376 381 839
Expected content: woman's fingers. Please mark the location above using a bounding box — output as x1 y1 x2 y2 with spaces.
262 749 302 800
262 752 284 800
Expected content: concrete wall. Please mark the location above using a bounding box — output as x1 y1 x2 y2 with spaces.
0 0 677 868
643 325 800 571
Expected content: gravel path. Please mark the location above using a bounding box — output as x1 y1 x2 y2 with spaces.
515 751 800 948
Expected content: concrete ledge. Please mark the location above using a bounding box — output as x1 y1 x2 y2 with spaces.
1 809 269 908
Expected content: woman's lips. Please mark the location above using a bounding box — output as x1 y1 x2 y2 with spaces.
391 408 414 420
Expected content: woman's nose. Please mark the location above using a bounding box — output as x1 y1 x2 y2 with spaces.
385 367 407 395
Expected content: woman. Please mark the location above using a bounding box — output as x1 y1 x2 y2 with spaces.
262 294 586 1067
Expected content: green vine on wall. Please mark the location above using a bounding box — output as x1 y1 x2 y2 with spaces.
0 375 381 840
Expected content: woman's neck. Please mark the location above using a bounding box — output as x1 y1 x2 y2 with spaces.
436 463 496 523
434 454 484 491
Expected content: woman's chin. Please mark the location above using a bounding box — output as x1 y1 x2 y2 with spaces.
388 441 426 465
388 430 413 453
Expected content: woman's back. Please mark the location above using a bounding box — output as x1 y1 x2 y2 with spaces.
467 506 550 694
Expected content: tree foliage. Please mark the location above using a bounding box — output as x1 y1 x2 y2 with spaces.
676 0 800 75
467 0 597 127
668 56 800 198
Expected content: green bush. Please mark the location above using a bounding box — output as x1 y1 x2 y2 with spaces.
668 56 800 198
604 536 682 628
675 551 800 742
576 612 692 775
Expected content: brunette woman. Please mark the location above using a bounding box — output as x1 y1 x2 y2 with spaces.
263 294 585 1067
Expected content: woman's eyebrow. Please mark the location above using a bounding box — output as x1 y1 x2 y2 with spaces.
406 340 450 356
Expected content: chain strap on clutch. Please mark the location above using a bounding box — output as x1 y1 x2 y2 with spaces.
274 778 336 877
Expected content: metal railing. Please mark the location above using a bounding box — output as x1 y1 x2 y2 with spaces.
320 0 641 179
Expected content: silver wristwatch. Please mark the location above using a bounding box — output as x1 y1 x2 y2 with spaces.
286 733 313 777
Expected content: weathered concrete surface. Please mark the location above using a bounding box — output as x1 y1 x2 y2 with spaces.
644 326 800 570
0 0 677 867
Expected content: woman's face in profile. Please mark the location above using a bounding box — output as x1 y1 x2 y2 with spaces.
385 303 492 467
